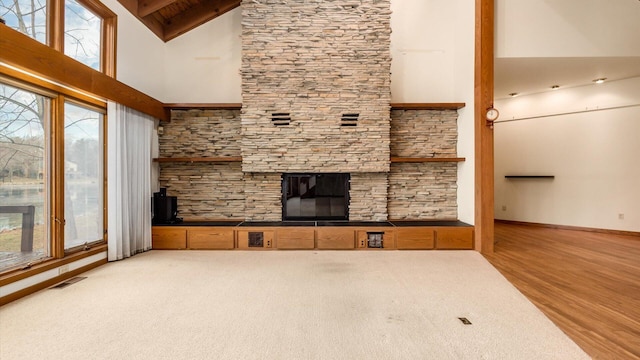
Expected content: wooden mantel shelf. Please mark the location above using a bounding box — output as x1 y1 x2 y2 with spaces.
155 157 465 163
162 103 465 111
391 157 465 163
153 157 242 163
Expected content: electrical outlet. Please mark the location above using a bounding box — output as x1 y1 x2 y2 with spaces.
58 265 69 275
501 205 507 211
618 213 624 220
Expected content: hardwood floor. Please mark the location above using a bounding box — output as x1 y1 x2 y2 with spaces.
485 222 640 360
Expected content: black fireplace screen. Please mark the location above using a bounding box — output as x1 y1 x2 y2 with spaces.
282 173 349 220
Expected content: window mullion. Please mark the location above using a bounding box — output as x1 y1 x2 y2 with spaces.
48 0 65 52
51 94 66 258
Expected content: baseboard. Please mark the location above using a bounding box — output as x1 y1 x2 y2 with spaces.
494 219 640 238
0 258 107 306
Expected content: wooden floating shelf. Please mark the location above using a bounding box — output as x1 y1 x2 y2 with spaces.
391 157 466 163
390 103 466 110
155 157 465 163
153 157 242 163
164 103 242 110
505 175 555 179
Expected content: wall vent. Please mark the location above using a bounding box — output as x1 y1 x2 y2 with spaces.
341 113 359 126
271 113 291 126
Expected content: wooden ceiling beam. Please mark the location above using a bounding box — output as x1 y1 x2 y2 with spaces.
163 0 240 41
116 0 165 40
138 0 179 18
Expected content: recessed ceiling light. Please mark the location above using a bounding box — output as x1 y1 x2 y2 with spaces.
593 78 607 84
551 85 560 90
509 92 519 97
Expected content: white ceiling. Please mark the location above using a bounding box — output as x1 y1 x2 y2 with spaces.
494 57 640 100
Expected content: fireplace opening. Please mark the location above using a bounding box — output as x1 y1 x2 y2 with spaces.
282 173 349 221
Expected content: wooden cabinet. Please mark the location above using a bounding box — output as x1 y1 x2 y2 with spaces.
187 228 234 249
152 227 187 249
276 228 315 249
237 230 275 249
152 224 474 251
435 227 474 249
356 229 395 249
396 228 435 249
316 228 355 249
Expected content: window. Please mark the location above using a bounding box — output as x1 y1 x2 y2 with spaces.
0 0 48 43
0 0 116 75
0 76 106 273
64 101 103 250
64 0 102 71
0 82 51 272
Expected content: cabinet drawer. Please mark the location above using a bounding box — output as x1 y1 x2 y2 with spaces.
316 228 355 249
277 228 315 249
152 228 187 249
396 228 435 249
187 228 234 249
436 228 474 249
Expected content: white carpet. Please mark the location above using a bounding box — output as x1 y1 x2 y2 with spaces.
0 250 590 360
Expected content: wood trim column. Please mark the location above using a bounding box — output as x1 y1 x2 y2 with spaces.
475 0 495 253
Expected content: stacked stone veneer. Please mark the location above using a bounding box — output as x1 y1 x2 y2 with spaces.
388 109 459 219
158 109 459 221
158 110 244 220
160 109 241 157
240 0 392 173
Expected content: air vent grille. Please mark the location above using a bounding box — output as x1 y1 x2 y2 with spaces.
271 113 291 126
50 276 87 289
341 113 359 126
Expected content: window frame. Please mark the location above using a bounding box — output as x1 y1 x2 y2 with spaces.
0 68 107 275
24 0 117 77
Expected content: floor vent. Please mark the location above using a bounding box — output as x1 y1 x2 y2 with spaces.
340 113 359 126
271 113 291 126
50 276 87 289
458 317 472 325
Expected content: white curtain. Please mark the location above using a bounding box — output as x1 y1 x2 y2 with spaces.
107 101 158 261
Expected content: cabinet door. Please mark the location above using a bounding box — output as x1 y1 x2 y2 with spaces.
152 227 187 249
396 228 435 249
436 228 474 249
188 228 234 249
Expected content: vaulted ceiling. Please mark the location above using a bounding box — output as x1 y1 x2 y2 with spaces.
116 0 241 42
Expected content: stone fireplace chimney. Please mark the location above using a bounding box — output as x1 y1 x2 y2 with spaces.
240 0 392 221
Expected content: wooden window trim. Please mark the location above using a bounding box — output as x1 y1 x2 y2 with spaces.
76 0 117 77
0 72 108 271
47 0 117 77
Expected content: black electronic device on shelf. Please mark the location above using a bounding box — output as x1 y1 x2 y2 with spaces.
152 188 182 224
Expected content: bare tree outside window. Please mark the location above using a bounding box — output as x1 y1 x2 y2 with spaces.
0 83 50 272
0 0 48 44
64 0 101 70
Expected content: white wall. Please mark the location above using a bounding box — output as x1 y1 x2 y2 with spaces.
494 77 640 232
163 9 242 103
100 0 166 101
496 0 640 58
